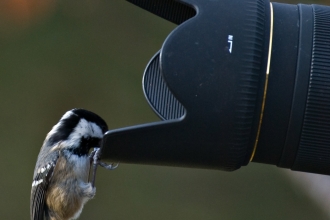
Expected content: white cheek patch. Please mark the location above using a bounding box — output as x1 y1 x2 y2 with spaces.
90 122 103 138
65 119 104 148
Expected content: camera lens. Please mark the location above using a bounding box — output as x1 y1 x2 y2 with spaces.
142 0 330 174
103 0 330 175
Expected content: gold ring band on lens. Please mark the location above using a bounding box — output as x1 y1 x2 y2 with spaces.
250 2 274 162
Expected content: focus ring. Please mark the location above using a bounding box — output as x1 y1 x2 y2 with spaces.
293 5 330 174
231 0 269 168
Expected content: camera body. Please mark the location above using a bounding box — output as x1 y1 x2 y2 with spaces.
102 0 330 176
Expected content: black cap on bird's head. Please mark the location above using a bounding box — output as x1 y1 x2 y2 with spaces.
71 109 108 133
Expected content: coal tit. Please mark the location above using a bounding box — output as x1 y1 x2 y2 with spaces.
30 109 117 220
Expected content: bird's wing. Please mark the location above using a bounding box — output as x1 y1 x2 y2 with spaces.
30 155 58 220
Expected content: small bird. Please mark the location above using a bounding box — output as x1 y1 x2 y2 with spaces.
30 109 117 220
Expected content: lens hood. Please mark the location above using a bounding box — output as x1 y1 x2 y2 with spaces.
102 0 330 175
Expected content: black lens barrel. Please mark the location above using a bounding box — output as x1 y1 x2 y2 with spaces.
293 5 330 174
103 0 330 176
253 3 300 166
253 3 330 175
279 4 314 170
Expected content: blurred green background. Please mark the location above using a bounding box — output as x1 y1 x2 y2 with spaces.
0 0 329 219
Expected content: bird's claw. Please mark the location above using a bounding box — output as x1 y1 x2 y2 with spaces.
98 161 119 170
89 148 98 163
89 148 118 187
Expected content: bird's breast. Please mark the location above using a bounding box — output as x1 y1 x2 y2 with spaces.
68 154 90 181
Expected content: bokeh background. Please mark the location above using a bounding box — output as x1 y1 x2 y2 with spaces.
1 0 330 219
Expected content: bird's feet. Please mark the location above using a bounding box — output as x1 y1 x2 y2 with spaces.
89 148 119 187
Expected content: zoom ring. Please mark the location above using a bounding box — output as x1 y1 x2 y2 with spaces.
293 5 330 174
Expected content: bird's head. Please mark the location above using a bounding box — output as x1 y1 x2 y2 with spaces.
44 109 108 156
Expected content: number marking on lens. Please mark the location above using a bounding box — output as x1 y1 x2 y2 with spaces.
228 35 233 53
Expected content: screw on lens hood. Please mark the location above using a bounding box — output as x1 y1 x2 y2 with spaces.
101 0 330 176
102 0 272 171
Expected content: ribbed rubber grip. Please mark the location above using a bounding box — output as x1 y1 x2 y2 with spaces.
233 0 268 166
293 5 330 174
143 52 185 120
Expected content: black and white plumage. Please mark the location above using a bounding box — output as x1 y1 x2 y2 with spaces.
31 109 111 220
